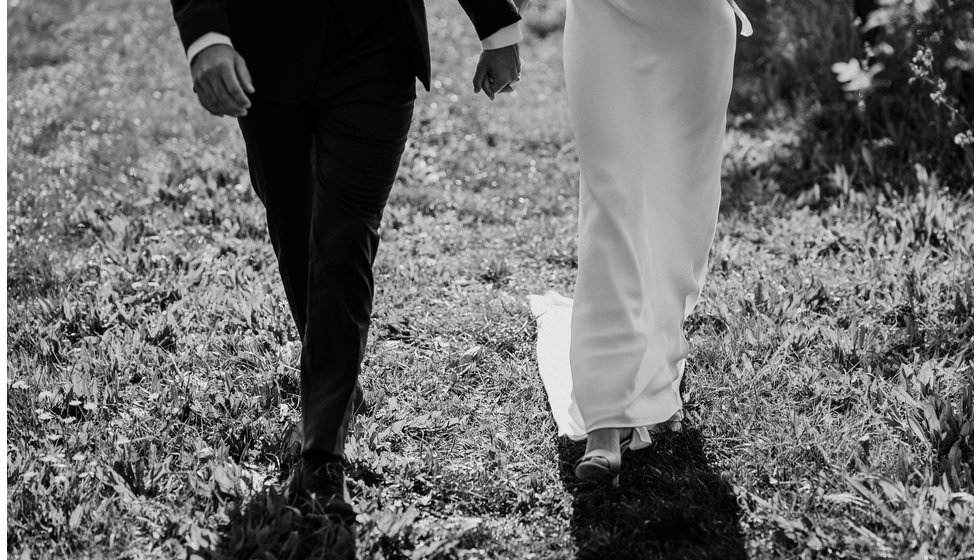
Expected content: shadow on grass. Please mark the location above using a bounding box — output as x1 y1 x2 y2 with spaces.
558 429 746 560
200 487 356 560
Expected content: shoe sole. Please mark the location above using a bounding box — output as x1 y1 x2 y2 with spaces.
575 461 620 485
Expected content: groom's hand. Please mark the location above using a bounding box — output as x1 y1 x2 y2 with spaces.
472 44 521 101
191 44 255 118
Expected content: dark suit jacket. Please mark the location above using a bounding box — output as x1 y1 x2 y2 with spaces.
171 0 520 103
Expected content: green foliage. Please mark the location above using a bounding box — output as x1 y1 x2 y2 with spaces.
835 0 973 191
733 0 973 196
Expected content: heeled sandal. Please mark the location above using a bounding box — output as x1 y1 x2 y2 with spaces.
649 409 684 435
574 430 633 486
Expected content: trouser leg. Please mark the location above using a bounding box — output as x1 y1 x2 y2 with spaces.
238 104 315 339
300 5 417 459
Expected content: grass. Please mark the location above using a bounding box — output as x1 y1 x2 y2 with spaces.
7 0 974 558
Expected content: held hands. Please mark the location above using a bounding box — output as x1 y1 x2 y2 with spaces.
472 44 521 101
191 44 255 117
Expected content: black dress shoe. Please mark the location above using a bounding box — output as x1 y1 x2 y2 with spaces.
288 458 355 520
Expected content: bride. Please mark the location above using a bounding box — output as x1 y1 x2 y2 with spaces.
529 0 751 484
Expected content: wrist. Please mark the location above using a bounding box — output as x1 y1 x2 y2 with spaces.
187 32 233 65
481 21 522 51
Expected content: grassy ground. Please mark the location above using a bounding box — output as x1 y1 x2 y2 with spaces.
7 0 974 558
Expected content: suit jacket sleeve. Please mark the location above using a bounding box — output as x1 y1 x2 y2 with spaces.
170 0 230 52
456 0 521 40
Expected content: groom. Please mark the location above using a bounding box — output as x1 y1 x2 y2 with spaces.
170 0 523 517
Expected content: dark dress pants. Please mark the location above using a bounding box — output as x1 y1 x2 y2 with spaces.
237 4 416 460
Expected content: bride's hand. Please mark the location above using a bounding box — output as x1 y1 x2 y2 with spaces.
472 44 521 100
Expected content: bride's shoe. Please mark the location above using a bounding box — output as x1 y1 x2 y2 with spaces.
574 428 632 485
650 408 684 435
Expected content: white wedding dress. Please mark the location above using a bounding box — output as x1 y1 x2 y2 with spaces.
531 0 750 449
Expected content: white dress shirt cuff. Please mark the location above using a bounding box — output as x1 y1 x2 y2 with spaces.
187 32 233 64
480 22 522 50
